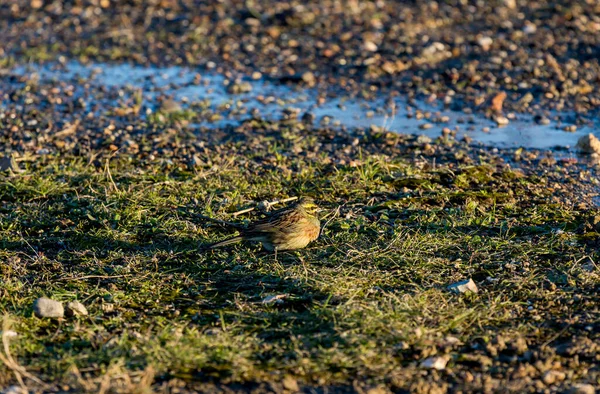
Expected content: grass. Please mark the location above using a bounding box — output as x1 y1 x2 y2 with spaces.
0 126 598 393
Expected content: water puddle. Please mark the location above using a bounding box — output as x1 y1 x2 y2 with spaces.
3 61 598 151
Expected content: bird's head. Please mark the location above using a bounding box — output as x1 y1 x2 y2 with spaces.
297 197 320 216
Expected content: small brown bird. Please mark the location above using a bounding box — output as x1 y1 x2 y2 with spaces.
207 197 321 253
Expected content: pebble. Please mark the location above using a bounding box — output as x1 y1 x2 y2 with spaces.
2 386 25 394
576 134 600 154
477 36 493 50
534 115 551 125
262 294 287 304
568 384 596 394
0 156 20 172
160 98 182 113
494 115 510 126
563 125 577 132
542 370 566 385
282 376 299 392
448 278 478 294
33 297 64 318
66 301 88 317
419 123 433 130
420 356 448 370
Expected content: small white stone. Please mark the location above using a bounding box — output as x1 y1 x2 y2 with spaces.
2 385 26 394
66 301 88 317
494 115 510 126
477 36 493 50
262 294 287 304
448 278 478 294
568 383 596 394
363 41 378 52
33 297 64 318
420 356 448 370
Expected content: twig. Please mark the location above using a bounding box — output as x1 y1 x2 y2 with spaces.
232 196 298 217
57 275 128 282
1 317 47 390
104 153 121 194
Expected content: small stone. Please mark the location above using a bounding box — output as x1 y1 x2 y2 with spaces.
0 156 20 172
2 386 25 394
302 112 315 125
366 387 390 394
301 71 316 85
563 125 577 132
494 115 509 126
490 92 507 113
534 115 551 125
568 383 596 394
416 135 432 144
448 278 478 294
419 123 433 130
523 22 537 34
33 297 64 319
160 98 181 113
66 301 88 317
477 36 493 50
542 370 566 385
282 376 299 392
363 41 378 52
227 81 252 94
576 134 600 154
262 294 287 304
251 71 262 80
420 356 448 370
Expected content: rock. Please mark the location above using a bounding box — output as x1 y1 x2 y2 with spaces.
363 41 378 52
416 135 432 144
576 134 600 154
301 71 316 86
66 301 88 317
0 156 20 172
366 387 390 394
542 370 566 385
490 92 506 113
534 115 551 125
563 125 577 132
477 36 493 50
420 356 448 370
2 386 26 394
419 123 433 130
282 376 299 391
262 294 287 304
448 278 478 294
160 98 182 113
33 297 64 318
494 115 509 126
523 22 537 34
302 112 315 125
227 81 252 94
568 384 596 394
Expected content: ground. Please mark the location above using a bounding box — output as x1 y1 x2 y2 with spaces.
0 0 599 393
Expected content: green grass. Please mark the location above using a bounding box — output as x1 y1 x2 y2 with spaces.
0 131 598 393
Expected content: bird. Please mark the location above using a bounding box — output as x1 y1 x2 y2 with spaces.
206 197 321 254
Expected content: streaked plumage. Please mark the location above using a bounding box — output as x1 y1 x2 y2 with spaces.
207 197 321 252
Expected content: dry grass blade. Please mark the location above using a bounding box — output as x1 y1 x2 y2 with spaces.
1 316 47 390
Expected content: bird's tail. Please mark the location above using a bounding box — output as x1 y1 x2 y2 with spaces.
206 235 244 250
